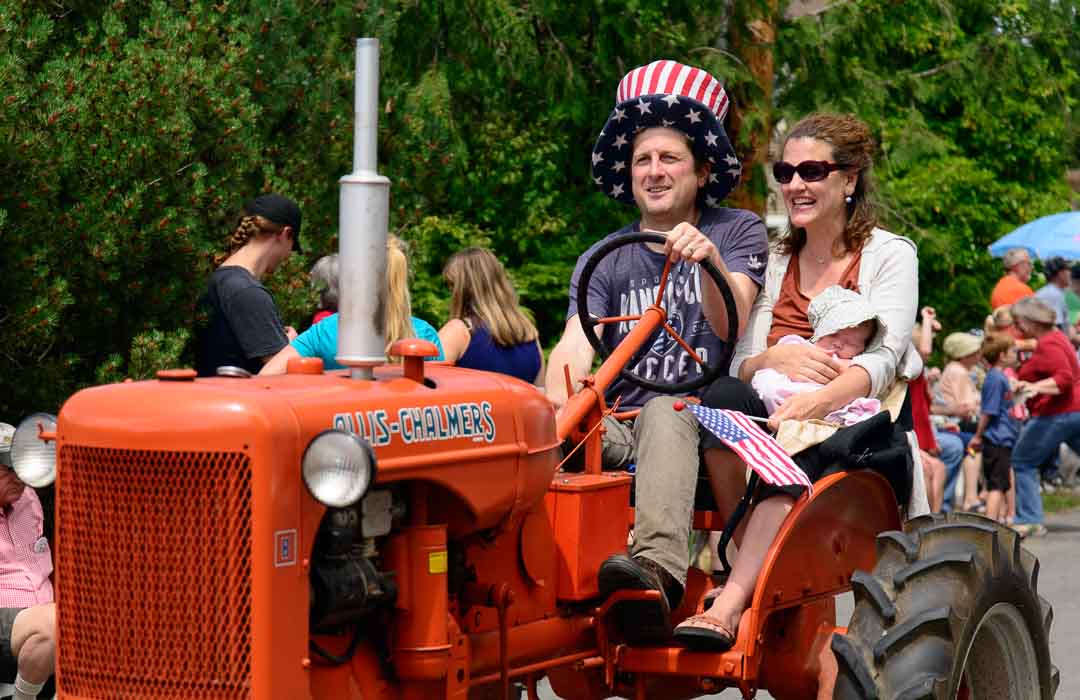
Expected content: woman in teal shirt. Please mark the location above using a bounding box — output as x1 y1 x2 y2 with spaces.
261 236 444 373
289 312 444 368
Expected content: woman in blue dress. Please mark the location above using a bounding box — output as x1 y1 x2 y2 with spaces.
438 248 543 384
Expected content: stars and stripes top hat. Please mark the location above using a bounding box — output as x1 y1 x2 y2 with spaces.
592 59 741 208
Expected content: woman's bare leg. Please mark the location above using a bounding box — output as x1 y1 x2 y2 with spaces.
694 494 795 633
704 448 751 546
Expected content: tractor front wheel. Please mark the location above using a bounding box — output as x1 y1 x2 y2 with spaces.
831 512 1059 699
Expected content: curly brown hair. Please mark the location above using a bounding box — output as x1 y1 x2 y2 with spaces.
776 113 879 258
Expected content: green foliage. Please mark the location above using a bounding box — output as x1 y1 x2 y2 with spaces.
0 0 732 419
778 0 1078 343
1 0 1077 422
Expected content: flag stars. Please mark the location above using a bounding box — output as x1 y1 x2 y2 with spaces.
635 99 652 115
592 151 603 166
661 119 674 128
594 176 603 185
612 107 627 123
611 183 625 197
705 131 719 147
724 154 739 167
612 160 626 173
705 195 719 208
662 94 680 107
686 109 702 124
613 133 628 148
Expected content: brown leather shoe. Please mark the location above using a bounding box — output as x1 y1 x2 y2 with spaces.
598 554 684 645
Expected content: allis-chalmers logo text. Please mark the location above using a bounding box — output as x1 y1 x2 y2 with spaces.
333 402 497 447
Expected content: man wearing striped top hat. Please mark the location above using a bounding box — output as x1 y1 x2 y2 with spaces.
545 60 768 643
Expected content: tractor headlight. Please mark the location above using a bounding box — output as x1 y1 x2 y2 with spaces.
302 430 376 508
11 413 58 488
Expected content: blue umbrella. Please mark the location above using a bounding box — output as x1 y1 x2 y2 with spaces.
988 211 1080 260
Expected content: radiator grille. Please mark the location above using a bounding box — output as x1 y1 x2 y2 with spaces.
57 446 253 699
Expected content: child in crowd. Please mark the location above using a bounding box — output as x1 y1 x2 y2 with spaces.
969 336 1020 523
751 286 882 426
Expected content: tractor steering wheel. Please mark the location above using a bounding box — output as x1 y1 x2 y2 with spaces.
575 231 739 395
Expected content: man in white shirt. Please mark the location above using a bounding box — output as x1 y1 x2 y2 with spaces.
1035 257 1080 346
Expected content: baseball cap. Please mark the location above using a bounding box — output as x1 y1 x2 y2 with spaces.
245 193 303 252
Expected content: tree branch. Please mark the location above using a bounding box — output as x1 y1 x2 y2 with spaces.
910 60 961 79
784 0 854 20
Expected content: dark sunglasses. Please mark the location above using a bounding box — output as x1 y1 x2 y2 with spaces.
772 160 848 184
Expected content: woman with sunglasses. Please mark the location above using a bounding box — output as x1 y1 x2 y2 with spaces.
732 112 920 427
674 113 923 652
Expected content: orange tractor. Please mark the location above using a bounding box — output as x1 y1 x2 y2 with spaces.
10 39 1057 700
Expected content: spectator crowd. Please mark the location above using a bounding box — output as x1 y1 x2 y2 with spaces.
912 247 1080 538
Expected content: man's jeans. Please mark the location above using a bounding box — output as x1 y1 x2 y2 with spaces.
1012 411 1080 524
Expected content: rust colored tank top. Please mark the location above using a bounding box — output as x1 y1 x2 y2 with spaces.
767 251 863 347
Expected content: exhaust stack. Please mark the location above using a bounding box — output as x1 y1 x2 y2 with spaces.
336 38 390 379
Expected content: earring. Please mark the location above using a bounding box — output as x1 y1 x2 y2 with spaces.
845 195 853 204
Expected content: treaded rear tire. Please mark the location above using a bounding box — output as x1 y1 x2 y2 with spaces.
832 512 1058 699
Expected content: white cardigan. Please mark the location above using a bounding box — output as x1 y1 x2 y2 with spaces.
730 227 923 398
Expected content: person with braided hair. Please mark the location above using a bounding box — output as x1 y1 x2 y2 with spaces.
195 193 302 377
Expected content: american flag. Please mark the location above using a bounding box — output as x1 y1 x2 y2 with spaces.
687 405 813 492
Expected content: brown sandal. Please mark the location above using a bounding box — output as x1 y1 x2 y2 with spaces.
673 613 736 651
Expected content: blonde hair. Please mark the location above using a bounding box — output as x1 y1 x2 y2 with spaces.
214 215 285 266
384 235 413 359
444 247 538 346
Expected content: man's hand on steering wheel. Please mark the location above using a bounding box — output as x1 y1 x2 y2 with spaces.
575 231 739 395
661 221 721 266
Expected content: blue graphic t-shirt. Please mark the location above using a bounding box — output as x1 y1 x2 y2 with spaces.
567 207 768 409
981 367 1020 448
292 313 445 369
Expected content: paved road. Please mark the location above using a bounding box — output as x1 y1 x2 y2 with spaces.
538 507 1079 699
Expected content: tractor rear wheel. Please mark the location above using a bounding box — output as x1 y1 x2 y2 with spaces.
832 512 1059 699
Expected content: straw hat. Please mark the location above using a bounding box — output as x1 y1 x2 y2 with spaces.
943 332 982 360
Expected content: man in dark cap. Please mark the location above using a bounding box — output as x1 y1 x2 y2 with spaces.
1035 257 1075 337
195 193 303 376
